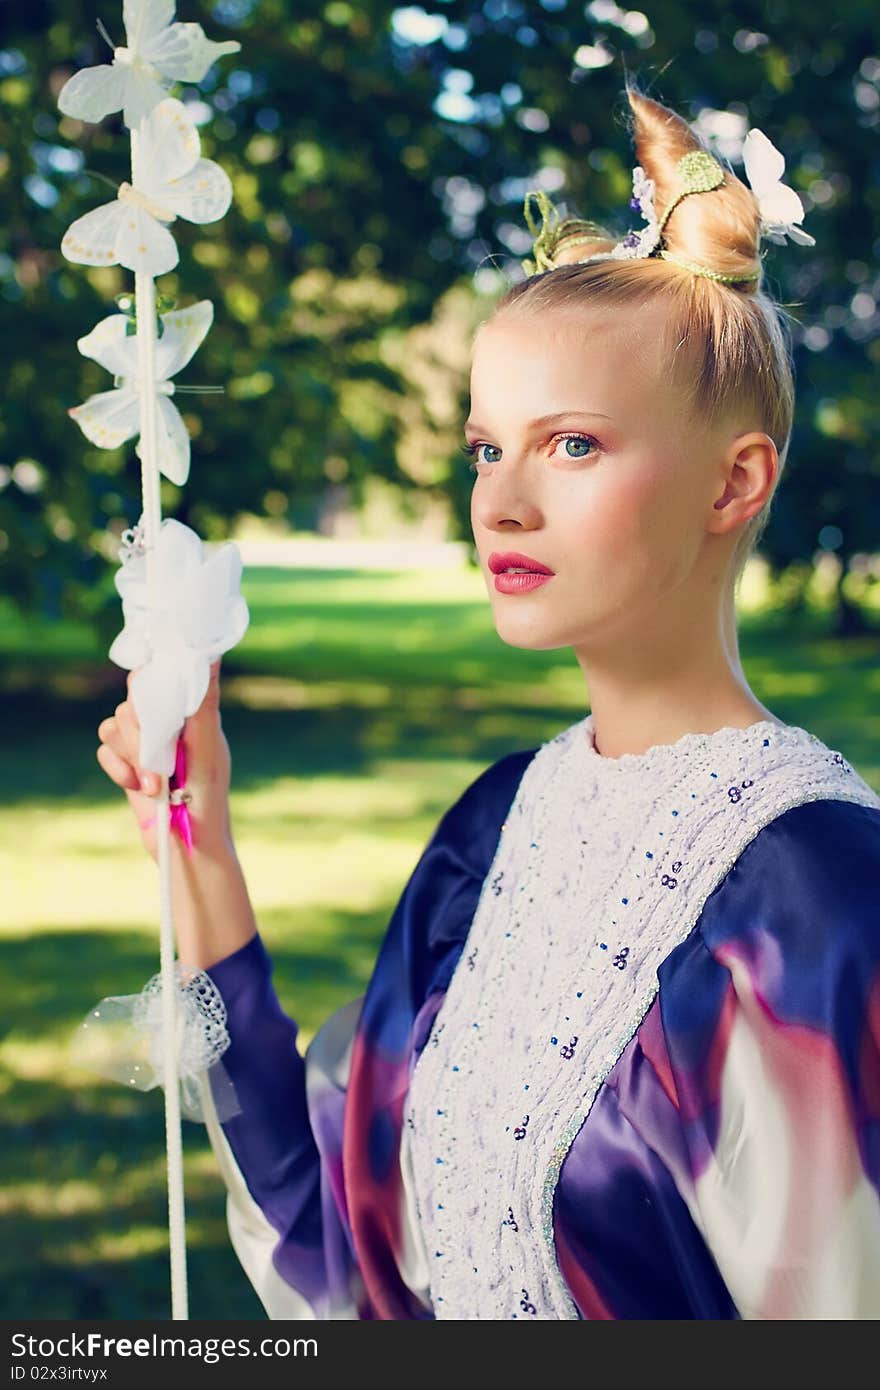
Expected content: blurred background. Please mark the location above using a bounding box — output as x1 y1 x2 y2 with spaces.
1 0 879 1319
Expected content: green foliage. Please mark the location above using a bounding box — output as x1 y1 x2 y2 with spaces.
1 0 879 632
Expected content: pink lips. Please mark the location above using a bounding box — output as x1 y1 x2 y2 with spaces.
488 550 554 575
487 550 555 595
492 571 553 594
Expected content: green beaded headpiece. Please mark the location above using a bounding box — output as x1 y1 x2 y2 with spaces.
522 150 762 285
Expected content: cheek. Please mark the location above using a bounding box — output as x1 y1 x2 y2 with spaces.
556 462 693 593
559 466 665 556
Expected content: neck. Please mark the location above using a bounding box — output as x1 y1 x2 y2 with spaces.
573 579 782 760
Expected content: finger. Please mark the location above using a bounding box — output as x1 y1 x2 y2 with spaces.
97 714 131 766
199 658 223 712
112 706 165 794
186 661 223 738
124 672 143 723
114 697 140 736
123 787 159 839
100 705 151 793
116 693 140 729
97 714 117 742
113 700 142 765
96 740 142 792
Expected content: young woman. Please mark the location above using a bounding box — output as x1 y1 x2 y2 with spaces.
96 85 880 1319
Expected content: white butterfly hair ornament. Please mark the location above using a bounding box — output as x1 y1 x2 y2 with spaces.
742 128 816 247
61 97 232 278
57 0 241 130
68 300 214 487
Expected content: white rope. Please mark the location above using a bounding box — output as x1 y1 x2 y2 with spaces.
132 125 189 1322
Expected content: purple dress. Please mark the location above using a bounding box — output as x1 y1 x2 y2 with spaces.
202 742 880 1319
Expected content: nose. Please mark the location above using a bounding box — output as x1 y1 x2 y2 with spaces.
471 459 544 535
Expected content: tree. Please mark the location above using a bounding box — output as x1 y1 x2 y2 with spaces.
1 0 877 642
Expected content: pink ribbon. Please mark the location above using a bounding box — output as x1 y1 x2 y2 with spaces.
139 734 193 854
169 734 193 853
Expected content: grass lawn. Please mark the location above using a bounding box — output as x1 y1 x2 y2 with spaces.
1 561 879 1319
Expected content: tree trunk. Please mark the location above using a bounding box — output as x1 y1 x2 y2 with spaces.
831 585 869 637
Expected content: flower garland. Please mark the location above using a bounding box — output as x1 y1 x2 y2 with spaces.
58 1 246 1319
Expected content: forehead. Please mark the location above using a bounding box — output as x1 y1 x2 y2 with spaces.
470 303 674 421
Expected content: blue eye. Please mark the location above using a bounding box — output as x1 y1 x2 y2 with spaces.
460 442 500 471
558 435 594 458
460 434 598 473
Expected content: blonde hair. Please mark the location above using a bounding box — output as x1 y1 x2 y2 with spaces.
487 81 798 600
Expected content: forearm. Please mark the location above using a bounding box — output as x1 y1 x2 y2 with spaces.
169 825 321 1225
169 830 258 970
203 933 335 1314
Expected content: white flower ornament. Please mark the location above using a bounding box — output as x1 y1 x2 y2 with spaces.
61 97 232 278
68 299 213 486
742 127 816 246
108 517 249 775
608 165 662 259
523 135 814 286
58 0 241 130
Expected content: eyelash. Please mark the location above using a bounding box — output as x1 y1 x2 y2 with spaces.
459 433 599 473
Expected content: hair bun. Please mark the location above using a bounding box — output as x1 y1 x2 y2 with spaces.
623 82 762 288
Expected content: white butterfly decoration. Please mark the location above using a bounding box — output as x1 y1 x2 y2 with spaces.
68 299 214 487
742 128 816 246
108 517 249 775
60 97 232 278
57 0 241 131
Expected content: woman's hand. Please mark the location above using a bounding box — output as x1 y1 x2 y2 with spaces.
96 658 232 862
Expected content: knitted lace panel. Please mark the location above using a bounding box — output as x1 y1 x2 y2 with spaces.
404 714 880 1319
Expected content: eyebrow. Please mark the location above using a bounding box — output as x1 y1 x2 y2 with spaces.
463 410 614 434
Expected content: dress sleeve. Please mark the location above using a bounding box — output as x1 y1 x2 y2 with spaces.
199 748 535 1319
657 797 880 1319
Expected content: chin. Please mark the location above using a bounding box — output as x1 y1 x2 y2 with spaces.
491 614 572 652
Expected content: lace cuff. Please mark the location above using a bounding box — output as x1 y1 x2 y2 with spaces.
73 962 241 1122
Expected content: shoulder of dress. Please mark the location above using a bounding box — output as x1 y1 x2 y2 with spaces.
434 746 539 860
465 745 540 804
695 794 880 960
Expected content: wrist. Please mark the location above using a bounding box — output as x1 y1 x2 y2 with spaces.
168 831 257 971
172 822 237 863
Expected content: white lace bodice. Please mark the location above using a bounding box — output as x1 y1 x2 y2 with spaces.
404 712 880 1319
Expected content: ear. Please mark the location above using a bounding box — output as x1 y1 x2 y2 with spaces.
708 431 778 536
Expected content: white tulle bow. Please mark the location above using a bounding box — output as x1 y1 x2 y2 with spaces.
107 515 249 775
73 963 240 1123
